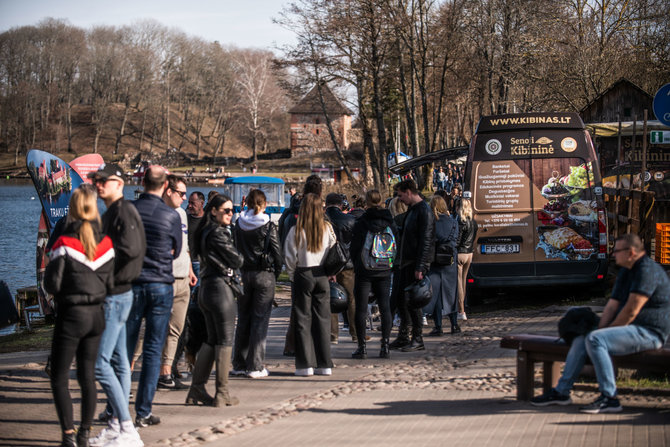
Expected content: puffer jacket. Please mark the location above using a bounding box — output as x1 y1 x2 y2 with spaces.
133 193 182 284
325 206 356 270
234 209 283 276
45 220 115 306
457 217 478 254
350 207 397 278
398 199 435 274
199 222 244 280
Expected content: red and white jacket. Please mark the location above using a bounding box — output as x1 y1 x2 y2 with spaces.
45 222 115 306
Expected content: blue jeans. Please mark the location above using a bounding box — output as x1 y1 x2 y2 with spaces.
556 327 664 397
95 290 133 423
555 335 588 395
585 325 663 397
126 283 174 418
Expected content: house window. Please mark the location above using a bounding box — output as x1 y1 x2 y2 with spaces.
623 107 632 118
316 129 320 135
315 118 320 124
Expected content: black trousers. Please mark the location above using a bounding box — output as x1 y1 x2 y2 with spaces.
292 267 332 370
397 266 423 336
199 275 236 347
50 303 104 431
232 270 275 372
354 274 392 342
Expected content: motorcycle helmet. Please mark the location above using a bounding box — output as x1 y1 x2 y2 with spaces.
405 276 432 309
329 281 348 313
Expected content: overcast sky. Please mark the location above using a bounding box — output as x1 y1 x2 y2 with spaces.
0 0 296 50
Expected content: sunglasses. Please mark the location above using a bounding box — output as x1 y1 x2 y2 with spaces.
611 247 630 254
222 208 234 214
94 177 120 185
170 187 187 199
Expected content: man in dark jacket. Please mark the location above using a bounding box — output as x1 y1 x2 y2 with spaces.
390 179 435 352
325 193 358 343
127 166 182 427
89 163 146 445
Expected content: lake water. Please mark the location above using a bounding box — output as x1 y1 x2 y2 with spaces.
0 181 251 334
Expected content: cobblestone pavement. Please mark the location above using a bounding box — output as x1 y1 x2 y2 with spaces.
1 287 668 446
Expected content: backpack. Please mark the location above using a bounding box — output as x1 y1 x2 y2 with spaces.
361 226 396 271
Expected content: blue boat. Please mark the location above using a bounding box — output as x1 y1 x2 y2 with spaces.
221 176 286 223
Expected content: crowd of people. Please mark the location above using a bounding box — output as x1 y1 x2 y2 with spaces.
43 164 670 446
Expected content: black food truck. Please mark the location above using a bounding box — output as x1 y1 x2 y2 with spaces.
464 112 608 291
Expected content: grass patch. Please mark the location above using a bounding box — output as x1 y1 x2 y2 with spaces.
0 324 53 353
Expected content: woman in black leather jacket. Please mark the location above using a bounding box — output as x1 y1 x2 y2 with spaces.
456 198 478 322
186 194 244 407
231 189 282 378
45 185 114 447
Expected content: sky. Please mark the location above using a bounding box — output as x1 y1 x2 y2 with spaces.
0 0 296 50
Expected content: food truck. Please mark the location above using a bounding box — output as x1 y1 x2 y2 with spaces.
464 112 608 290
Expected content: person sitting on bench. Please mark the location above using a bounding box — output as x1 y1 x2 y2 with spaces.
531 233 670 413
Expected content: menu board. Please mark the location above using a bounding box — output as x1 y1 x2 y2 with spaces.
474 160 531 212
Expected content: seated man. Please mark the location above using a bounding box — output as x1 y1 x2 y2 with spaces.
531 234 670 413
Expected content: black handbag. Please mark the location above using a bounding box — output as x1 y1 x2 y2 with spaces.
434 242 454 266
224 269 244 298
324 240 348 276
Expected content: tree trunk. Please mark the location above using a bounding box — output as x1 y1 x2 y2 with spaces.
115 99 130 155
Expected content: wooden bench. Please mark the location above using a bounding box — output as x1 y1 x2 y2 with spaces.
500 333 670 401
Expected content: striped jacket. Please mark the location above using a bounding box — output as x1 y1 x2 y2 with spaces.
45 221 115 306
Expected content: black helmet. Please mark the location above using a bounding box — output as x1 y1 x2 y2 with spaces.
330 282 348 313
405 277 432 309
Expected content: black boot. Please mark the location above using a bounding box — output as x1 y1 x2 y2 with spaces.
61 431 76 447
76 427 90 447
351 342 367 359
389 327 410 350
401 331 425 352
449 312 462 334
379 338 390 359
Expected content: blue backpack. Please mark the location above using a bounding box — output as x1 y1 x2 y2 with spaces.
361 226 396 271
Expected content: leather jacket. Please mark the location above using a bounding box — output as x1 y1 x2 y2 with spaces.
325 206 356 270
234 221 283 276
399 200 435 274
457 217 478 254
199 222 244 280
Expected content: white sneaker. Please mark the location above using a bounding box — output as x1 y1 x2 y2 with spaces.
295 368 314 376
422 316 428 326
457 312 467 321
89 423 120 446
246 368 269 378
104 428 144 447
314 368 332 376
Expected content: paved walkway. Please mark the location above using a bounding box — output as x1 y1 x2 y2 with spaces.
1 289 668 446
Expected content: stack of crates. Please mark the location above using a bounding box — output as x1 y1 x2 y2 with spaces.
655 223 670 264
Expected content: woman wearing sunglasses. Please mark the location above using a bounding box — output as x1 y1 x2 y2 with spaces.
186 194 244 407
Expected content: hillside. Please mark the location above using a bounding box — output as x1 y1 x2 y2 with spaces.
0 102 291 175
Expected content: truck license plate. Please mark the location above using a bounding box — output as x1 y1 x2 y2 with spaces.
482 244 520 254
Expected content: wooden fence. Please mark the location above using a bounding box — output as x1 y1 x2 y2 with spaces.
602 187 670 256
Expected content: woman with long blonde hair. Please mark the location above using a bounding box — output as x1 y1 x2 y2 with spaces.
456 198 478 323
45 185 115 446
284 193 337 376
